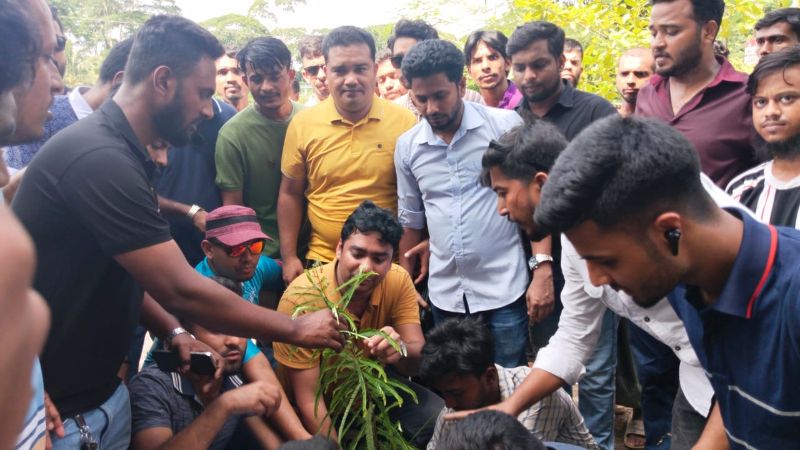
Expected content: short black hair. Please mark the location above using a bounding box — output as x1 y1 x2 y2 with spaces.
564 37 583 54
437 410 546 450
480 122 568 186
535 115 714 234
401 39 464 85
419 319 494 385
755 7 800 40
748 45 800 96
322 26 375 62
223 46 239 60
298 34 323 60
387 19 439 52
507 21 565 60
0 0 39 92
340 200 403 252
650 0 725 30
99 37 133 84
291 76 300 95
237 36 292 75
49 4 63 35
376 47 393 65
464 30 509 66
124 15 224 84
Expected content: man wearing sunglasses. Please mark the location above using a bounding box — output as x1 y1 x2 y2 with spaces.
298 34 328 106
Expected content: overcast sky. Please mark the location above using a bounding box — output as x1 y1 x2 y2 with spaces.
174 0 506 38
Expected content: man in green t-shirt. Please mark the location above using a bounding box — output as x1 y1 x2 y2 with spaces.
215 37 302 258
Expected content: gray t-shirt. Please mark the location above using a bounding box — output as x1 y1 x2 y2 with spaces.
129 365 245 450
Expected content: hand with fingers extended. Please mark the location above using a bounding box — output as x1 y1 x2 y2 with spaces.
403 239 430 284
291 309 346 350
219 380 282 417
168 332 224 379
363 326 405 365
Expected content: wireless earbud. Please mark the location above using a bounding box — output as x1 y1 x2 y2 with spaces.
665 229 681 256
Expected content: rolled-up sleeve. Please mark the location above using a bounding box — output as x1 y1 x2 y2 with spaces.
533 236 608 385
394 135 425 229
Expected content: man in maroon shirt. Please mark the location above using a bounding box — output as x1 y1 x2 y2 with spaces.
636 0 758 187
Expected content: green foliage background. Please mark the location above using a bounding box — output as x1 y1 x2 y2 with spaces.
55 0 794 101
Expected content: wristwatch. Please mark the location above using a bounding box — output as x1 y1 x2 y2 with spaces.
528 253 554 271
186 204 203 220
167 327 195 346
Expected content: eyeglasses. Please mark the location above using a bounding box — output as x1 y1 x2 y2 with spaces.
303 64 324 77
214 239 265 257
390 53 404 70
56 35 67 52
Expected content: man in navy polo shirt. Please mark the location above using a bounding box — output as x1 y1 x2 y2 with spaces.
535 114 800 449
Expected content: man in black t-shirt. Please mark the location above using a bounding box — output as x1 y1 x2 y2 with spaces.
12 15 343 449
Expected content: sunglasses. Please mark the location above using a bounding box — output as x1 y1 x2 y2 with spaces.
390 53 404 70
56 35 67 52
303 64 324 77
214 239 265 257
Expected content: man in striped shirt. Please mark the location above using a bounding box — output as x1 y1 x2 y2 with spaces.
726 46 800 228
420 319 599 450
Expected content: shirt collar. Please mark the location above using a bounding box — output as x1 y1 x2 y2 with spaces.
412 101 483 146
514 80 573 117
170 371 244 399
98 100 153 168
316 260 383 308
68 86 94 120
648 56 747 89
321 95 384 125
713 208 777 318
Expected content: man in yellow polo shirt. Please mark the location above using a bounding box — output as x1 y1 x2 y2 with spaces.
274 201 443 447
278 25 416 286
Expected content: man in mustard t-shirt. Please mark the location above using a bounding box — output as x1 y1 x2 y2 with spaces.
277 26 416 285
273 201 443 447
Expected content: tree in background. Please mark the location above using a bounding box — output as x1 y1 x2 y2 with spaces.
50 0 180 87
200 14 269 49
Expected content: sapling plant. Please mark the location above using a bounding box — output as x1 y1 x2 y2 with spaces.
289 265 418 450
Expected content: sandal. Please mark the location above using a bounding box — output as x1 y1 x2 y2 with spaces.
624 416 646 450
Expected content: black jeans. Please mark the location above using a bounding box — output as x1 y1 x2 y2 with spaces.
671 385 708 449
386 367 445 449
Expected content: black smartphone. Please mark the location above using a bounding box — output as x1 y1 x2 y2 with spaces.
152 350 217 376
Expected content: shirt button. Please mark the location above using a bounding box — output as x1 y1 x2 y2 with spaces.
674 345 681 351
643 317 650 322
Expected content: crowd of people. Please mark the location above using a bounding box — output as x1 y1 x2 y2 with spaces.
1 0 799 449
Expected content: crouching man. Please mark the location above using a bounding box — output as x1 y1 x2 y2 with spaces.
129 317 282 450
273 200 444 447
421 319 598 450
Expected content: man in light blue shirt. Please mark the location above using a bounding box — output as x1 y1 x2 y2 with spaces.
395 39 531 366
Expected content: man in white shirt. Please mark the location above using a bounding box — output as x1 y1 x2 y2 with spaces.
460 120 740 449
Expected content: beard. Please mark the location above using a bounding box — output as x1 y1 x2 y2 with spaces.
153 87 193 148
522 74 562 104
655 30 703 78
425 101 463 132
759 132 800 160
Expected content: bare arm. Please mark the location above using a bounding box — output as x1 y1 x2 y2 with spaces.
692 402 729 450
156 196 206 232
286 366 336 439
220 190 244 206
527 236 555 322
277 175 306 285
446 368 565 420
243 416 283 449
398 227 424 278
115 240 343 350
242 352 311 441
